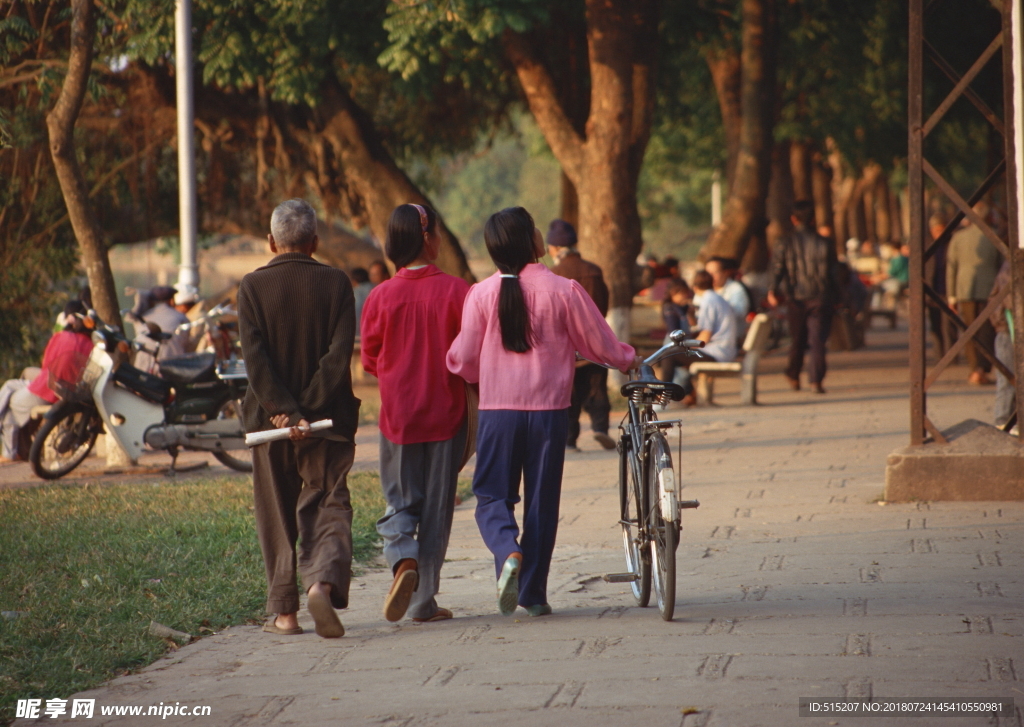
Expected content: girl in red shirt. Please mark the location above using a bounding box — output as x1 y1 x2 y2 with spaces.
360 204 470 623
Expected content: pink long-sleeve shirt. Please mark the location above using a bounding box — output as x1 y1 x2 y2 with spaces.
446 262 635 410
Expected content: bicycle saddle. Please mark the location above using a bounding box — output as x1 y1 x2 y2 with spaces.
620 364 687 401
159 352 217 384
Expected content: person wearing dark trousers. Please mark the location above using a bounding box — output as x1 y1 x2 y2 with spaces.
768 200 840 394
361 203 470 624
547 219 615 451
238 198 361 639
447 207 637 618
947 201 1001 386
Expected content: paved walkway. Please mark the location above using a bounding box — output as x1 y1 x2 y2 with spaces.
12 325 1024 727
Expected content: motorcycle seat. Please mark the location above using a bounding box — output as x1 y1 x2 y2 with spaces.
159 352 217 384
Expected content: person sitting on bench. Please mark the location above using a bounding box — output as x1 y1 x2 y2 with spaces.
660 270 738 406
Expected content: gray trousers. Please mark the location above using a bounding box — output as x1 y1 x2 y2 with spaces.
376 421 467 619
995 331 1015 427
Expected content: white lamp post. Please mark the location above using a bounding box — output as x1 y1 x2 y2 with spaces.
174 0 199 299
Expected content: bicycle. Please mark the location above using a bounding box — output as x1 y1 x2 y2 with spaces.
602 330 708 621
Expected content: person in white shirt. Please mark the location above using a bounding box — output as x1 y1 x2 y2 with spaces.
692 270 739 364
660 270 738 406
706 256 750 335
132 286 190 374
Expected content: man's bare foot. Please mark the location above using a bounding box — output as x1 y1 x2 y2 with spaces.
275 613 299 631
307 582 344 638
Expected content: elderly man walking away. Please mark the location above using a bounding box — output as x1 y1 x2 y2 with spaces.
768 200 840 394
947 202 1001 386
547 219 616 451
238 199 361 639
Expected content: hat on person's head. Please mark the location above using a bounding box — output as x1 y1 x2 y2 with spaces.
546 219 577 248
174 289 199 306
150 286 177 303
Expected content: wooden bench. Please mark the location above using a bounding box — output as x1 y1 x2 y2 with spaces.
690 313 772 406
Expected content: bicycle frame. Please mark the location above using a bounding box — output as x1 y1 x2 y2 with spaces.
598 330 704 619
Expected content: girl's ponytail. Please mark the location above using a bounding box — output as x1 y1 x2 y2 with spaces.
484 207 537 353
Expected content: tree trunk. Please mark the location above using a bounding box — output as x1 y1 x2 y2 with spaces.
706 44 742 188
811 148 835 241
700 0 778 265
890 186 903 242
45 0 130 467
316 80 475 282
45 0 122 331
503 0 657 340
826 139 845 243
789 139 812 202
873 169 892 244
560 171 579 229
313 220 392 272
849 174 870 244
765 139 794 255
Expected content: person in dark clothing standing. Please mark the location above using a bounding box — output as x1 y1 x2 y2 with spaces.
238 199 361 639
768 200 840 394
547 219 616 451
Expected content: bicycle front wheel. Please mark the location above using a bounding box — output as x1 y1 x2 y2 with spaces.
647 432 678 620
619 433 651 607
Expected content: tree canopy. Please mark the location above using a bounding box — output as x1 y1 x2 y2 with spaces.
0 0 1008 375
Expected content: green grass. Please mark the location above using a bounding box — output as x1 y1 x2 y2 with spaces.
0 472 392 725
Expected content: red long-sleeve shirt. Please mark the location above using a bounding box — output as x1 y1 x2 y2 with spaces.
360 265 470 444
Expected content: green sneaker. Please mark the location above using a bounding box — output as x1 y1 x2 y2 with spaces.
496 556 520 616
524 603 552 617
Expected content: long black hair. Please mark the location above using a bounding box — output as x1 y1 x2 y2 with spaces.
385 203 437 269
484 207 537 353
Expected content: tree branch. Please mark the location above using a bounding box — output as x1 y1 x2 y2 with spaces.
502 29 585 183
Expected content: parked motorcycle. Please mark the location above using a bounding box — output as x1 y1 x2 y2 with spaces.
29 306 251 479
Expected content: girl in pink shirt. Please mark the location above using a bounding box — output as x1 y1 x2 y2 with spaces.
361 204 470 624
447 207 636 617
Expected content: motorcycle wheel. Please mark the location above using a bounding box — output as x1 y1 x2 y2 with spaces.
30 407 98 480
212 399 253 473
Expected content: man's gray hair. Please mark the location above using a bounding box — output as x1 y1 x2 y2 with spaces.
270 199 317 249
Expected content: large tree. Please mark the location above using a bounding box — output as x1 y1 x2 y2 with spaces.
384 0 658 337
45 0 122 330
699 0 778 268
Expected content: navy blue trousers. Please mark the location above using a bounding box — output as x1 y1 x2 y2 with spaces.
472 409 568 608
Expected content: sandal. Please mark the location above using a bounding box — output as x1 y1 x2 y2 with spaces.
262 619 303 635
411 608 453 623
383 561 419 623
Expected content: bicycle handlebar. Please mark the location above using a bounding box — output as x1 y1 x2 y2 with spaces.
640 338 710 370
575 330 708 372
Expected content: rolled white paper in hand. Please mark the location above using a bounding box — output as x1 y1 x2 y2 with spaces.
244 419 333 446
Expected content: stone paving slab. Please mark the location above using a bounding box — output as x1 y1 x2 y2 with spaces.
10 326 1024 727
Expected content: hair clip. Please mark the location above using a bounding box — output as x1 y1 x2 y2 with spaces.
499 274 519 279
410 204 428 232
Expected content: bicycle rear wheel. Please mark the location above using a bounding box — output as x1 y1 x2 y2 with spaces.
647 432 678 620
619 433 651 607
